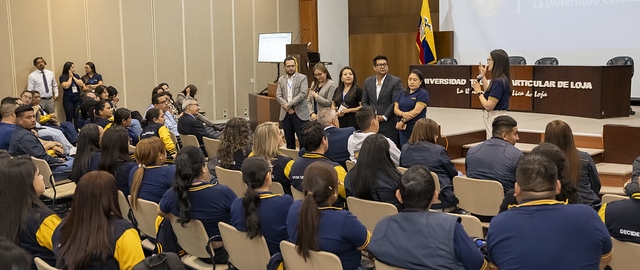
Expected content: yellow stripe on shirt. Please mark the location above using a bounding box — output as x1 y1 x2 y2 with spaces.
36 214 61 250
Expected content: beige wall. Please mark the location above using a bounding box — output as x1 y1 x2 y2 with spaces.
0 0 299 121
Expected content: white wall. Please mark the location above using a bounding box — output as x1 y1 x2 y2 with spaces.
317 0 350 80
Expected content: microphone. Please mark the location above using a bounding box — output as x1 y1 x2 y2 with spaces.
476 74 483 83
307 42 311 48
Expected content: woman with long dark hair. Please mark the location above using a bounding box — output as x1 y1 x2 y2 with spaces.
251 121 294 195
81 61 103 91
52 171 144 269
0 157 61 269
217 117 252 170
70 124 103 183
393 69 429 146
499 142 582 212
112 108 138 146
159 146 237 264
92 100 113 129
59 61 85 127
345 134 402 209
287 162 370 270
471 49 513 139
230 156 293 255
176 84 198 111
129 137 175 206
140 108 177 158
545 120 601 206
332 67 362 129
90 126 136 196
307 63 337 121
400 118 458 208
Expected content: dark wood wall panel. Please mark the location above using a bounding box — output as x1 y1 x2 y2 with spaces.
299 0 318 52
348 0 443 87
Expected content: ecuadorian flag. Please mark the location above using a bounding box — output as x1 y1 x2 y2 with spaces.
416 0 437 64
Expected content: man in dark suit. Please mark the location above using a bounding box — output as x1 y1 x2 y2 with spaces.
177 98 217 156
317 108 355 168
362 55 403 148
276 56 310 149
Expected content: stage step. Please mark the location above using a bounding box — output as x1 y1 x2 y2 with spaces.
596 163 632 188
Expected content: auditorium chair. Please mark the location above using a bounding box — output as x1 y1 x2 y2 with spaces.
215 166 247 197
608 238 640 269
436 58 458 65
606 56 635 115
179 134 200 149
346 196 398 232
453 176 504 227
167 214 225 270
280 240 343 270
345 160 356 171
31 157 76 208
509 56 527 65
129 197 160 251
601 193 628 204
290 187 305 201
534 57 559 66
218 222 271 270
375 260 407 270
279 147 300 161
117 190 132 224
270 181 285 195
448 213 485 238
202 137 221 160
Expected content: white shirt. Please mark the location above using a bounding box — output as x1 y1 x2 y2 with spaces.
375 74 387 99
287 76 293 101
27 69 58 98
347 131 400 166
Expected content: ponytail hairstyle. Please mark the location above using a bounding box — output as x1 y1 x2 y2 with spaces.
240 156 271 239
173 146 206 225
296 162 339 260
130 137 166 209
142 108 163 128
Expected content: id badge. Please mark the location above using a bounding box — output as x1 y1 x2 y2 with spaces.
72 85 78 93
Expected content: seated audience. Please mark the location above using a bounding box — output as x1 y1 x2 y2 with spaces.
70 124 103 183
368 165 491 270
159 146 237 264
230 157 293 255
140 108 178 158
9 105 73 181
31 91 79 145
251 121 294 195
92 100 113 129
599 158 640 244
347 106 400 166
0 102 18 150
544 120 601 206
289 121 347 200
112 108 139 146
129 137 175 205
149 91 179 136
287 162 370 270
624 156 640 195
0 157 61 269
90 126 136 196
487 154 612 270
52 171 145 269
317 108 355 168
499 142 582 212
77 91 99 129
0 238 32 269
465 115 522 193
400 118 459 208
345 134 402 209
217 117 252 170
178 99 219 155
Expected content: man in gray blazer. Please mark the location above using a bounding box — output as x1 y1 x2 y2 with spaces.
276 56 310 149
362 55 403 148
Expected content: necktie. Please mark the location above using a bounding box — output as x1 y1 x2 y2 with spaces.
42 71 49 94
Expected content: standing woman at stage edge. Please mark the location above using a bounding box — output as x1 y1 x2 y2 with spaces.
471 49 512 139
393 69 429 147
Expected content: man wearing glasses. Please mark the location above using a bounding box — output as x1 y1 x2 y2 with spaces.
151 92 179 136
276 56 310 149
177 98 218 156
362 55 403 148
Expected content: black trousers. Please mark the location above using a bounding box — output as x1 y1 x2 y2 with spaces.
281 113 305 149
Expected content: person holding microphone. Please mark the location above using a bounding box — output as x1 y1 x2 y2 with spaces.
472 49 512 139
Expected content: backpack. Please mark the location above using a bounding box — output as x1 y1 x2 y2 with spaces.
133 252 186 270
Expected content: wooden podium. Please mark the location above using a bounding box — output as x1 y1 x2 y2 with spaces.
248 92 280 130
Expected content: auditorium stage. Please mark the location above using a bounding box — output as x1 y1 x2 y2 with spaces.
428 106 640 137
